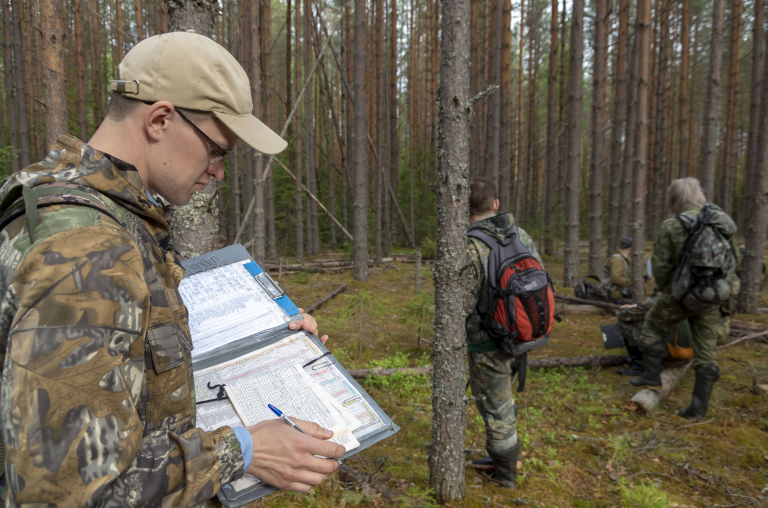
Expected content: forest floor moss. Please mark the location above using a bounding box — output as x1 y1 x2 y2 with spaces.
251 250 768 508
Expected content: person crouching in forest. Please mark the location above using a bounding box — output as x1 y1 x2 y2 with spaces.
631 177 739 420
464 176 547 488
601 237 634 302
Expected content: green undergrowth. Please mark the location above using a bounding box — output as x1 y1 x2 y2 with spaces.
258 251 768 508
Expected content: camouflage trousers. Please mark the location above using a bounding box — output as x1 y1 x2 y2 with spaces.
640 293 722 370
468 349 518 457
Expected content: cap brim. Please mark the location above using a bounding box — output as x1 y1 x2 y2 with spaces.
212 111 287 155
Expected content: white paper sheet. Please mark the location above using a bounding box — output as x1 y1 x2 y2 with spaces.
179 263 290 359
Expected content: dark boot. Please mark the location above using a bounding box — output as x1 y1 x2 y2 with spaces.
489 443 520 489
678 365 719 420
617 347 644 376
630 353 664 390
472 455 494 467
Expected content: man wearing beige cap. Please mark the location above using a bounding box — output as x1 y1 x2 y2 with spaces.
0 31 343 506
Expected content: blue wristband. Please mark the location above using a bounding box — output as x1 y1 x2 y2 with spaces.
232 426 253 472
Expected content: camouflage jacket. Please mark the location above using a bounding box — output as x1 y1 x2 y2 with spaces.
600 252 631 298
652 204 739 296
0 136 243 507
465 213 543 352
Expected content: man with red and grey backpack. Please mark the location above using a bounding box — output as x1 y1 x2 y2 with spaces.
465 177 555 489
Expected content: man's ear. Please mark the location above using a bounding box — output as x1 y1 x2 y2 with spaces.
492 199 500 213
145 101 174 142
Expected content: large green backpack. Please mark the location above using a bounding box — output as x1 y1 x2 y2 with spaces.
671 203 737 313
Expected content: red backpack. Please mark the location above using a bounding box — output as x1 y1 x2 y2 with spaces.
468 226 555 390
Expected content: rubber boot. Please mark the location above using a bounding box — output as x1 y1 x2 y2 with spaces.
472 456 494 467
678 365 719 420
630 353 664 390
489 443 520 489
617 346 644 376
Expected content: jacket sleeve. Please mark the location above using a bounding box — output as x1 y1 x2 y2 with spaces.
652 220 676 291
2 226 243 508
608 257 631 287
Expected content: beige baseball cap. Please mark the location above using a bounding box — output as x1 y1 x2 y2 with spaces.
111 30 287 155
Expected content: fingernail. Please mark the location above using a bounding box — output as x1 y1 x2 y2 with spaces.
289 323 296 329
323 429 333 437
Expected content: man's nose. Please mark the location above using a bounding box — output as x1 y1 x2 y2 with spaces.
207 161 225 181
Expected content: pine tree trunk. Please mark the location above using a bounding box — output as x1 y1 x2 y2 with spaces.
295 0 304 262
167 0 218 259
469 0 479 176
589 0 608 277
677 0 690 178
544 0 558 255
11 0 28 167
632 0 651 302
556 3 567 228
524 12 538 224
429 0 469 500
4 0 18 173
650 0 669 234
743 0 764 233
116 0 123 58
353 0 369 281
607 0 628 253
260 0 275 261
135 0 143 40
739 3 768 315
389 0 398 246
304 0 319 256
499 0 512 212
250 0 266 263
720 0 742 215
484 0 500 188
699 0 725 199
88 0 102 127
41 0 69 147
687 14 699 177
563 0 584 287
619 31 638 240
515 0 525 218
74 0 86 139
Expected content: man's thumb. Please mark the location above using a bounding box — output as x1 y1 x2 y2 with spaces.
294 419 334 439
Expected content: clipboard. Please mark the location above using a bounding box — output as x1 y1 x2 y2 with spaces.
181 245 400 506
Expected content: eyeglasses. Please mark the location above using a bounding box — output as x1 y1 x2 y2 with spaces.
176 109 229 164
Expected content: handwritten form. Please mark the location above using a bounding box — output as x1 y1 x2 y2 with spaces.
179 262 290 360
193 334 386 491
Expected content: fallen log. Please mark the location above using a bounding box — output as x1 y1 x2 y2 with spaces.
305 284 348 315
554 294 621 312
729 319 767 331
558 303 614 316
629 360 693 414
717 329 768 349
347 355 628 379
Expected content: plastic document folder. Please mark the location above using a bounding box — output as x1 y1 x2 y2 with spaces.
180 245 400 506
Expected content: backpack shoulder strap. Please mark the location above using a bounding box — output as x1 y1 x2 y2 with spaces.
0 183 130 243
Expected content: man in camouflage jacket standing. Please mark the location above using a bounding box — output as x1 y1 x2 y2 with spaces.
631 178 738 420
0 32 344 506
464 177 544 489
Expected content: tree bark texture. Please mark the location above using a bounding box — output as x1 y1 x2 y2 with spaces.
304 0 319 256
676 0 690 178
390 0 399 246
589 0 608 277
649 0 669 235
167 0 218 259
544 0 558 256
352 0 369 281
743 0 764 236
4 0 19 173
295 0 304 262
429 0 469 500
41 0 69 146
607 0 628 255
563 0 584 287
720 0 742 215
499 0 512 212
74 0 87 139
699 0 724 200
738 2 768 315
11 0 29 168
632 0 651 302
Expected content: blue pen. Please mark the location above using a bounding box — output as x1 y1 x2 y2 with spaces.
267 404 343 465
